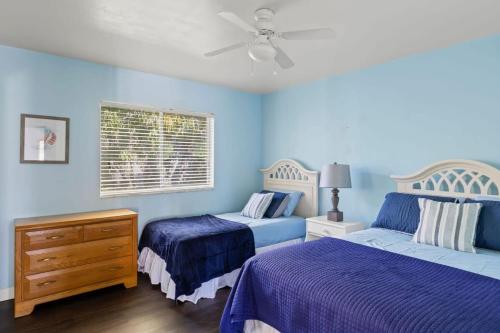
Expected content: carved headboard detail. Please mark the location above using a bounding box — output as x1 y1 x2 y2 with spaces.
260 159 319 218
391 160 500 198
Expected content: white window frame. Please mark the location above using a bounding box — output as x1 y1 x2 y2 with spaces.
99 101 214 198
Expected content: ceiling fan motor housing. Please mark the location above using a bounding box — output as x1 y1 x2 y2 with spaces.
254 8 275 32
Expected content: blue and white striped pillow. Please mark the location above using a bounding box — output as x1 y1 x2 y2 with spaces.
261 191 290 218
413 198 482 253
241 193 274 219
269 194 290 218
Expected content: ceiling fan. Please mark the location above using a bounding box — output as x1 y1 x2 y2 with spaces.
204 8 335 70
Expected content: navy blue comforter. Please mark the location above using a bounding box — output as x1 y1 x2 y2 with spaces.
221 237 500 333
139 214 255 298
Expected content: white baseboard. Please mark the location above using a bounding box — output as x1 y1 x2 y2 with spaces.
0 287 14 302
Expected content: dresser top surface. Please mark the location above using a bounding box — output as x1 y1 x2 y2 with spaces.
15 209 137 229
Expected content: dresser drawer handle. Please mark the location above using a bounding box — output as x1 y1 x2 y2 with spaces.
104 265 124 271
37 280 56 287
323 229 332 235
101 228 115 233
46 235 64 240
108 246 123 251
38 257 57 262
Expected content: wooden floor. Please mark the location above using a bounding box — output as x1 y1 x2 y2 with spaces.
0 274 230 333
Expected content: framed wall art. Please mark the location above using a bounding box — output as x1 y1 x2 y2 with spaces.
20 114 70 164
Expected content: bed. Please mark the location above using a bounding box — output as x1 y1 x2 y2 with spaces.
138 159 319 303
221 160 500 333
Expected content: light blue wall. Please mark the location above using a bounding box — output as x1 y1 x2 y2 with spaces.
0 46 262 289
1 35 499 291
262 35 500 225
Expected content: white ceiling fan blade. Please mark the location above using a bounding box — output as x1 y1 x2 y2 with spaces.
218 11 258 33
204 42 247 57
273 46 294 69
281 28 335 40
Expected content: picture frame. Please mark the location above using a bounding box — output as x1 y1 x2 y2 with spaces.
20 114 70 164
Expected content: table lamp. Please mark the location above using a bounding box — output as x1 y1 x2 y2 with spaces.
320 163 351 222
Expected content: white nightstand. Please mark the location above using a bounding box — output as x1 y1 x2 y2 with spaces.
306 216 365 241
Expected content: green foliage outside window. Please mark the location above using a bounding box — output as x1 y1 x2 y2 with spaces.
100 106 213 196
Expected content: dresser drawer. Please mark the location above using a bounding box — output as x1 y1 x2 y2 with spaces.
24 236 133 275
24 226 83 250
307 221 346 238
84 220 132 241
23 256 133 300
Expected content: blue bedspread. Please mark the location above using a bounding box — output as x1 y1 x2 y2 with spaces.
221 237 500 333
139 214 255 298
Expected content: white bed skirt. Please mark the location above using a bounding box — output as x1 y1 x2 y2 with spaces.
244 320 280 333
138 238 302 304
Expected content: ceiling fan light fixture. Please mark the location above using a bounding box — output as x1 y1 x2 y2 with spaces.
248 40 276 62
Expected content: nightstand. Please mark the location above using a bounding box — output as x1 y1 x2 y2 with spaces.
306 215 365 241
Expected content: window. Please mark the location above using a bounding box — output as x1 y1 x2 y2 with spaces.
100 102 214 197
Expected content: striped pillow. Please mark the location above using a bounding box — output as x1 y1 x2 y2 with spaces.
270 194 290 218
413 198 482 253
261 191 290 218
241 193 274 219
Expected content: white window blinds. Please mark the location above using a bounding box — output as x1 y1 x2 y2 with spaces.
100 103 214 197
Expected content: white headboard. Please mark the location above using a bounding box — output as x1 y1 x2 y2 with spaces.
260 159 319 218
391 160 500 198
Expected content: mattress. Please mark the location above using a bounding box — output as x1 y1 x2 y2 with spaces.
341 227 500 280
215 212 306 248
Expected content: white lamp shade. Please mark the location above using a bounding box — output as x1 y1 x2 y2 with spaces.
320 163 351 188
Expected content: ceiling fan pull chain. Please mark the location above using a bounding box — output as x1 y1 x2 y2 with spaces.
250 57 255 76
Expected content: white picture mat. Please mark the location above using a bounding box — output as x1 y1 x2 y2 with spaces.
23 117 67 161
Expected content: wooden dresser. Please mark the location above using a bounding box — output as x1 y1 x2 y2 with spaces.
14 209 138 317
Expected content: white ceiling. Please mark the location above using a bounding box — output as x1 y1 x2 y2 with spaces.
0 0 499 93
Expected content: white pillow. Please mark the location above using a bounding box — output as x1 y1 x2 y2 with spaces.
241 193 274 219
413 198 482 253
